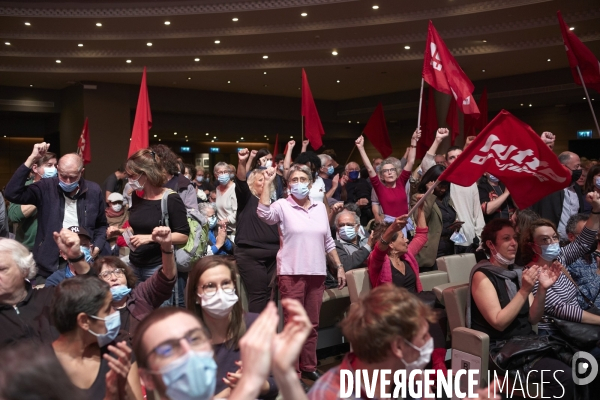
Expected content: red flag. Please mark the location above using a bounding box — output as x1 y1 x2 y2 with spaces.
363 103 392 158
301 69 325 150
76 117 91 165
558 11 600 93
424 86 438 149
283 143 289 155
128 67 152 158
423 21 480 117
446 97 459 145
438 110 571 209
272 134 279 159
474 87 488 132
417 92 428 159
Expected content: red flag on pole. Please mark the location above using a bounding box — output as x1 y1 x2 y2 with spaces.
557 11 600 93
446 97 459 145
301 69 325 150
417 92 428 159
128 67 152 158
362 103 392 158
438 110 570 209
423 21 480 117
76 117 91 165
475 87 489 132
272 134 279 159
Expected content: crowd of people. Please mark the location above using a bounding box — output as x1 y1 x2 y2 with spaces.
0 127 599 399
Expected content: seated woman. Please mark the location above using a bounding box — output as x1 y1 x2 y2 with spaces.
199 202 233 255
368 196 447 374
93 226 176 339
185 256 278 399
51 275 143 400
469 219 573 399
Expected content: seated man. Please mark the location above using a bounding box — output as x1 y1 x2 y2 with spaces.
45 226 95 287
334 211 373 272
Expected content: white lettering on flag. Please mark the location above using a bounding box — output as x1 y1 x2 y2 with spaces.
430 43 442 71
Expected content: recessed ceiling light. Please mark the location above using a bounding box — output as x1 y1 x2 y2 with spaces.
264 135 267 137
332 51 338 56
206 133 209 136
404 45 410 50
188 77 191 80
290 136 293 138
96 23 102 27
482 69 485 72
185 136 188 138
583 97 586 100
520 103 524 106
186 139 188 142
263 55 269 59
356 121 360 124
78 43 83 47
232 18 239 22
570 27 575 31
264 71 267 75
215 40 221 44
337 80 340 83
4 42 10 46
147 42 152 46
29 84 33 87
547 58 551 62
372 5 379 9
126 59 132 63
194 58 200 62
301 12 308 17
24 22 31 26
227 80 231 83
241 137 244 140
158 139 162 141
264 84 268 87
529 104 532 107
56 60 61 63
348 121 351 123
236 140 239 143
174 132 177 135
164 21 170 25
213 136 217 139
482 40 487 43
153 134 157 137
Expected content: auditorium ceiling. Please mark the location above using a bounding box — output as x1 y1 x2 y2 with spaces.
0 0 599 100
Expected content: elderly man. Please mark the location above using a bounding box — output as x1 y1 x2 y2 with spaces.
5 143 107 283
340 162 373 226
334 211 374 272
531 151 585 240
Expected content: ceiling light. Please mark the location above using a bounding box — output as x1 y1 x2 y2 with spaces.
153 134 157 137
332 51 338 56
583 97 586 100
56 60 61 63
529 104 532 107
547 58 551 62
301 12 308 17
194 57 200 62
241 137 244 140
236 140 239 143
264 71 267 75
185 136 188 138
158 139 162 141
482 40 487 43
4 42 10 46
188 77 191 80
186 139 188 142
356 121 360 124
520 103 524 106
232 18 239 22
126 59 132 63
264 135 267 137
263 55 269 59
290 136 293 138
78 43 83 47
174 132 177 135
206 133 209 136
211 140 215 142
215 40 221 44
348 121 351 123
96 22 102 27
404 45 410 50
24 22 31 26
482 69 485 72
372 5 379 9
337 80 340 83
227 80 231 83
264 84 268 87
147 42 152 46
570 27 575 31
164 21 170 25
29 84 33 87
213 136 217 139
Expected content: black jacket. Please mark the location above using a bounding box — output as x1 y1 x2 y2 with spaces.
529 184 584 227
5 164 108 277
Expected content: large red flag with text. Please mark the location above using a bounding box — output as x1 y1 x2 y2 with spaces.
558 11 600 93
76 117 91 165
272 134 279 159
446 97 459 145
363 103 392 158
128 67 152 158
423 21 480 117
301 69 325 150
438 110 570 209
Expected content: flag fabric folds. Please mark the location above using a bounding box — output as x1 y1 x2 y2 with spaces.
128 67 153 158
423 21 480 117
272 134 279 159
363 103 392 158
301 69 325 150
438 110 571 209
446 97 459 145
76 117 91 165
557 11 600 93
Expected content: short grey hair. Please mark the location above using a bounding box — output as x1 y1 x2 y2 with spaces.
566 213 588 235
286 164 313 183
378 157 402 179
0 238 37 280
198 202 217 217
213 162 230 174
318 154 332 167
334 210 360 227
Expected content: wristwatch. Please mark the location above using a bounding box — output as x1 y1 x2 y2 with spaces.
68 253 85 263
337 264 345 270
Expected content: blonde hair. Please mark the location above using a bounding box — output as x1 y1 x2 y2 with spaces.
126 149 167 187
247 169 275 198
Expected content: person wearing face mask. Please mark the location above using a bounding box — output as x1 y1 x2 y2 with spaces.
317 154 341 201
5 143 108 284
199 202 233 255
104 192 129 256
93 226 177 339
469 219 575 399
195 167 215 199
51 275 144 400
478 172 515 224
214 162 237 241
45 225 96 287
334 211 374 272
257 164 346 384
186 256 278 399
340 161 373 227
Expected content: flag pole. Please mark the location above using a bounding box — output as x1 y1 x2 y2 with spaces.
416 78 425 130
408 179 440 216
576 66 600 137
345 145 357 166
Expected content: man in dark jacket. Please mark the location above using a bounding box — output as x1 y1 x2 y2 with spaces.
4 142 107 282
334 211 374 272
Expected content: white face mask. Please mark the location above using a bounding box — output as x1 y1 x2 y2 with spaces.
198 289 238 319
490 243 515 266
401 337 434 374
264 160 273 168
111 204 123 212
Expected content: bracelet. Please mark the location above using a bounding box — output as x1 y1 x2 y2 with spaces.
161 246 174 254
337 264 344 269
409 145 417 148
592 210 600 215
380 237 390 245
68 253 85 263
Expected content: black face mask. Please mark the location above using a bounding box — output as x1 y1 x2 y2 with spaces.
571 169 582 184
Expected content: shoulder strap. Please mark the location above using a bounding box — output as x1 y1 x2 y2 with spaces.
160 189 176 227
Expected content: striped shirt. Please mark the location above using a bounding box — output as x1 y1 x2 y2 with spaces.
533 227 598 331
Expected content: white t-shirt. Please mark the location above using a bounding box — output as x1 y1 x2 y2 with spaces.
62 195 79 228
309 176 326 204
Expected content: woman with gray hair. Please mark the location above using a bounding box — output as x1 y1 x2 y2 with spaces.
198 202 233 255
257 163 346 382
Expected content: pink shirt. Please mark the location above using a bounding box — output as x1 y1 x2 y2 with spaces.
370 169 411 218
257 196 335 276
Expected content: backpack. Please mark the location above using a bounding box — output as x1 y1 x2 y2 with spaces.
160 190 209 272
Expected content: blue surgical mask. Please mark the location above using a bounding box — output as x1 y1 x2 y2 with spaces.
58 179 79 193
327 166 334 176
537 243 561 262
595 176 600 189
348 171 360 180
65 266 75 279
290 183 309 200
488 174 499 183
88 310 121 348
217 174 230 185
110 285 132 302
208 216 217 229
81 246 94 264
40 166 57 179
160 351 217 400
196 176 204 183
339 226 357 241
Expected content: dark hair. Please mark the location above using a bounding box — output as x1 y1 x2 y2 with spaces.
250 148 272 170
117 163 126 173
584 165 600 194
33 152 57 167
322 149 337 161
519 219 557 265
446 146 462 156
295 151 321 173
92 256 137 289
150 144 180 175
481 219 514 255
417 165 446 193
185 256 246 350
51 276 110 334
0 342 86 400
274 154 285 163
566 213 589 236
344 202 361 218
184 163 196 179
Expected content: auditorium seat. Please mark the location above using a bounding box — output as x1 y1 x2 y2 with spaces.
420 270 449 292
433 254 476 304
346 267 370 304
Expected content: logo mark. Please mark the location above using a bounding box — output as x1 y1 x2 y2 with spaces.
572 351 598 385
430 43 442 71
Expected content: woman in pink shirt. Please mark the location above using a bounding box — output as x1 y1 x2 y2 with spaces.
356 130 420 221
257 164 346 383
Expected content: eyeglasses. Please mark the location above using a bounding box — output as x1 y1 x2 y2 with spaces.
289 177 309 184
99 268 125 280
381 168 396 174
148 328 210 362
536 235 560 245
199 280 235 298
338 223 357 228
